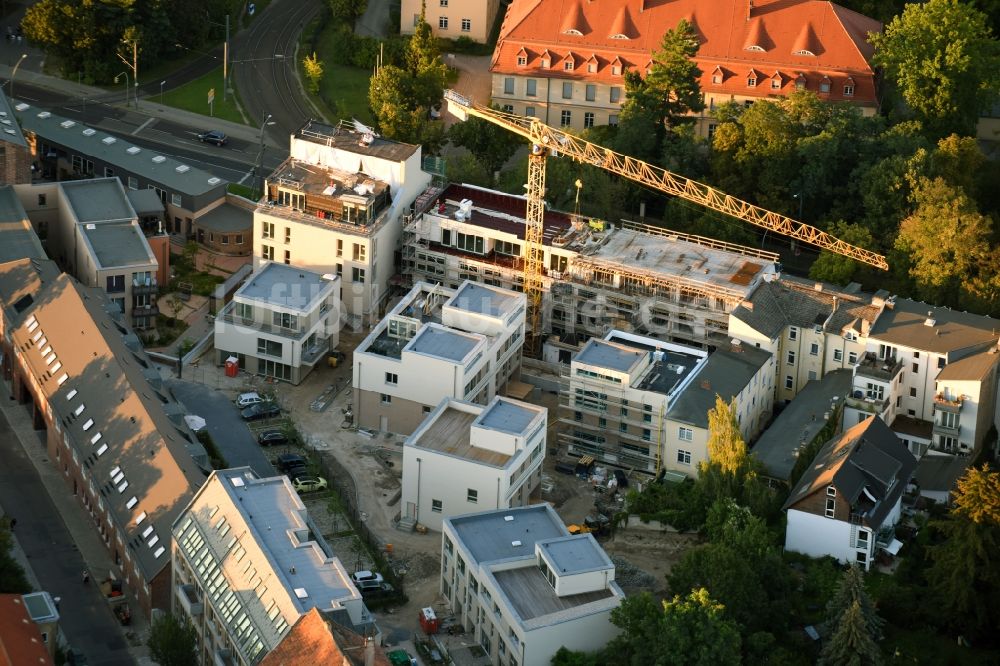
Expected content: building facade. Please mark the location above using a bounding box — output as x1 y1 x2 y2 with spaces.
353 280 526 435
172 468 379 666
214 262 341 384
255 120 434 325
442 504 624 666
560 330 773 476
784 416 915 570
490 0 880 134
400 0 501 43
401 396 547 531
0 260 207 619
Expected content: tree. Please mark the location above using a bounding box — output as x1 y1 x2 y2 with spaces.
871 0 1000 137
448 107 524 179
0 524 30 594
146 613 198 666
928 465 1000 636
894 176 993 303
819 600 883 666
705 395 748 476
822 565 884 641
302 52 324 95
328 0 368 28
638 19 704 126
809 221 877 285
605 590 741 666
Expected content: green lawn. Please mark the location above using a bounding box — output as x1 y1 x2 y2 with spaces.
158 66 247 125
307 20 373 124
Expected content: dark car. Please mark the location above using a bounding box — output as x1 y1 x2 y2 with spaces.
241 401 280 421
197 130 228 146
554 462 576 475
275 453 307 474
257 429 288 446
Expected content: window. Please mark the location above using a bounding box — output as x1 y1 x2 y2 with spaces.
712 74 721 84
678 427 693 441
495 240 521 256
610 86 621 103
642 428 652 441
261 245 274 261
909 387 917 397
564 60 574 71
381 394 392 404
461 18 470 31
37 193 47 206
517 54 526 66
785 375 794 390
413 13 420 26
787 350 796 365
501 104 514 113
771 77 781 89
385 372 398 385
105 275 125 293
127 177 138 190
221 235 229 245
878 344 896 360
456 232 484 253
542 57 550 68
938 357 946 369
843 84 854 96
336 239 343 257
423 406 432 414
353 243 366 262
848 351 858 364
820 79 831 93
171 193 182 206
789 326 798 341
585 84 596 101
352 267 365 283
677 450 691 465
439 16 448 29
284 250 291 264
503 77 514 94
467 489 478 503
825 497 836 518
439 0 447 5
609 114 619 126
865 383 884 401
620 422 628 433
598 417 607 428
526 79 536 96
939 411 959 429
833 349 843 362
938 435 958 451
272 312 298 329
431 499 442 513
573 411 582 422
796 76 806 90
256 338 282 357
747 75 757 87
262 222 275 239
584 112 594 129
560 110 571 127
562 82 572 99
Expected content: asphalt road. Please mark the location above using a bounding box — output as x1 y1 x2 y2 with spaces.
167 380 275 478
232 0 325 143
0 404 134 665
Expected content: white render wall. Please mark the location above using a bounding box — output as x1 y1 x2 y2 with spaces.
785 509 856 565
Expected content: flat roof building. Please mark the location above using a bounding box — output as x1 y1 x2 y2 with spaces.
0 185 45 263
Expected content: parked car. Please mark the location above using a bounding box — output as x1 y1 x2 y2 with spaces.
293 476 328 493
236 391 264 408
351 570 384 590
257 429 288 446
275 453 307 473
554 462 576 475
241 401 280 421
197 130 228 146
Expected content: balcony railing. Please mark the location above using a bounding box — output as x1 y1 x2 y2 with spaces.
132 303 159 317
217 302 312 340
257 200 389 236
855 353 904 382
932 422 960 438
301 337 331 365
933 393 963 413
131 277 159 295
176 583 203 617
846 393 890 415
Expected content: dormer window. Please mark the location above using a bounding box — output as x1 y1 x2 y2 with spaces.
564 29 582 36
612 65 621 75
517 55 527 66
588 63 595 73
747 76 757 87
564 60 574 71
610 33 629 40
844 79 855 96
542 58 550 68
820 76 831 93
712 74 721 84
770 73 781 89
794 49 815 56
795 74 807 90
746 45 764 52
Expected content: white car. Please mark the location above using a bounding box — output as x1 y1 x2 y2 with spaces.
351 570 384 590
235 392 263 408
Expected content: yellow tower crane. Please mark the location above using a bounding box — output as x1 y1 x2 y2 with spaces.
444 90 888 354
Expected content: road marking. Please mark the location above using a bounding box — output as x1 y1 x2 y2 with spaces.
18 96 37 102
63 107 81 114
132 118 155 135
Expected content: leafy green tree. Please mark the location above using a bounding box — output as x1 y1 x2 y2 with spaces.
822 565 884 641
819 600 883 666
0 524 31 594
448 106 524 179
146 613 198 666
643 19 704 125
928 465 1000 637
302 52 324 95
894 177 993 304
328 0 368 28
809 221 877 285
444 152 491 188
705 395 748 476
605 590 741 666
871 0 1000 137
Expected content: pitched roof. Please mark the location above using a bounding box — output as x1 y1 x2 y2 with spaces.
493 0 881 103
258 604 390 666
785 416 916 529
0 595 54 666
935 348 1000 382
667 344 772 429
869 298 1000 356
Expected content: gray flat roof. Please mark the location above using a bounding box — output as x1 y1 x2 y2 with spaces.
539 534 611 574
82 221 154 268
61 178 135 223
125 188 165 216
0 186 45 262
17 106 226 195
297 119 420 162
576 338 646 373
448 504 567 565
450 281 520 318
408 325 480 362
752 369 853 482
196 202 253 233
667 344 772 429
0 90 27 148
238 263 334 311
476 397 541 435
492 566 615 622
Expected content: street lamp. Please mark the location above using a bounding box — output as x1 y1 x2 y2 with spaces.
160 80 166 104
8 53 27 100
256 113 275 200
114 71 129 107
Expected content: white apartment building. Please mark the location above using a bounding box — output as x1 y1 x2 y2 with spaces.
172 468 379 666
353 280 526 435
784 416 915 570
442 504 624 666
401 396 547 532
561 330 773 476
255 120 434 325
214 262 340 384
403 183 778 352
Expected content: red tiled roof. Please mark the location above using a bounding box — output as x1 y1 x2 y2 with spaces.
0 595 54 666
493 0 881 104
259 609 390 666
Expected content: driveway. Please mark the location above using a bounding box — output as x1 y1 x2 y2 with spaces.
167 380 275 477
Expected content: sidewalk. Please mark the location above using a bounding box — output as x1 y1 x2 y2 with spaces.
0 379 154 665
0 62 284 150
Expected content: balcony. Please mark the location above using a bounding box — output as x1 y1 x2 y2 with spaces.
855 352 904 382
933 393 963 413
932 422 961 438
257 200 390 236
846 392 889 415
213 649 236 666
131 277 159 295
176 583 203 617
301 337 331 365
217 302 311 340
132 303 159 317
